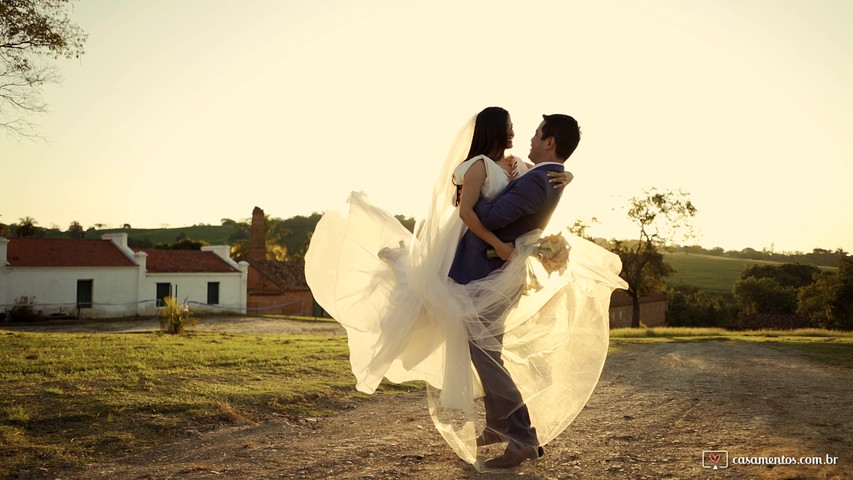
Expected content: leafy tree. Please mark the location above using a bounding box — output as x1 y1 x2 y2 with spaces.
797 271 839 328
798 257 853 330
731 263 819 318
568 217 599 241
611 239 674 327
666 284 736 327
66 220 83 238
831 257 853 330
739 263 819 289
610 188 697 327
300 231 313 258
154 238 208 250
732 277 798 315
1 0 87 136
275 213 322 259
127 237 153 249
16 216 38 236
227 220 249 255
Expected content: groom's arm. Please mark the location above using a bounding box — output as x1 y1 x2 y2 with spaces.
474 174 547 230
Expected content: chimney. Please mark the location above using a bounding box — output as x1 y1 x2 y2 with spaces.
249 206 266 261
102 233 136 262
202 245 240 269
101 233 128 249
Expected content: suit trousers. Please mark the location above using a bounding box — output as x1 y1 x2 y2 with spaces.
467 286 538 447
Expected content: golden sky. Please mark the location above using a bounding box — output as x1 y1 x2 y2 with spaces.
2 0 851 253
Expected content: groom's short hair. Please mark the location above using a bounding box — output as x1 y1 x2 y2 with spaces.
541 114 580 160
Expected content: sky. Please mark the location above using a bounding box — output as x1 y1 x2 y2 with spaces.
2 0 852 253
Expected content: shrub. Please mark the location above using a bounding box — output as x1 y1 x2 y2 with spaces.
9 296 41 322
159 297 199 334
666 285 736 327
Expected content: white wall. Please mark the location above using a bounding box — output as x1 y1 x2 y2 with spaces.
139 272 246 316
1 267 140 318
0 235 248 320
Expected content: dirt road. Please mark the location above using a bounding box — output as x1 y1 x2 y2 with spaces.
24 336 850 480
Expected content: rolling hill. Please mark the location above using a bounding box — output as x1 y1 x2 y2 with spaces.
663 252 784 294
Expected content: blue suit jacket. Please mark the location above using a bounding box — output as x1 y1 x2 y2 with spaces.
448 163 564 285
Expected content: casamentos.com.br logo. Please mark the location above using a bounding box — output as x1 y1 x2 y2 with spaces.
702 451 728 469
702 451 840 469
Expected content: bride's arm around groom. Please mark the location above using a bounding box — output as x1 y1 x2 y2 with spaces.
449 115 577 287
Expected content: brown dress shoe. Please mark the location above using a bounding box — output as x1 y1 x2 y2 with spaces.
483 442 542 469
476 428 508 447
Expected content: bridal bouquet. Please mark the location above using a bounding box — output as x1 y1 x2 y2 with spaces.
486 233 570 276
535 233 570 276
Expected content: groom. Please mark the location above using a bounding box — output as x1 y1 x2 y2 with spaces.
448 114 581 469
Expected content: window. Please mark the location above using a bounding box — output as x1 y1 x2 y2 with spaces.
77 280 93 309
156 283 171 307
207 282 220 305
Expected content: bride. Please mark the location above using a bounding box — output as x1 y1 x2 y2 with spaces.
304 107 627 471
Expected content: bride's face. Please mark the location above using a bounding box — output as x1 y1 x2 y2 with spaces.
506 116 514 149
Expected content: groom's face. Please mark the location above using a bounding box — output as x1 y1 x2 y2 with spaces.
528 120 547 163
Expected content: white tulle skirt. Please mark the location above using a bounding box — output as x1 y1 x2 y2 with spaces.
304 191 627 470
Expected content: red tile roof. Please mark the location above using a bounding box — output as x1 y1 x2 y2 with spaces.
249 259 309 291
137 249 239 273
6 238 137 268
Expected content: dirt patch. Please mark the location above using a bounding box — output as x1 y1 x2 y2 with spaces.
17 338 850 479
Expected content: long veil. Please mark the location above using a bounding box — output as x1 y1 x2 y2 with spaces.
304 115 627 471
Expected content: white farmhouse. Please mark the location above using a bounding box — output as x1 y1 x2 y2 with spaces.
0 234 247 319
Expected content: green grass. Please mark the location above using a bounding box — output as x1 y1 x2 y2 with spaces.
663 252 782 294
0 330 416 478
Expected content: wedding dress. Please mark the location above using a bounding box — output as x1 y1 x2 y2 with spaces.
304 117 627 470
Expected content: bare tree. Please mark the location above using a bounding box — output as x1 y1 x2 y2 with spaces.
1 0 87 137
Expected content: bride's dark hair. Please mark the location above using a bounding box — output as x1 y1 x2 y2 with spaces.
454 106 509 205
466 106 509 161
